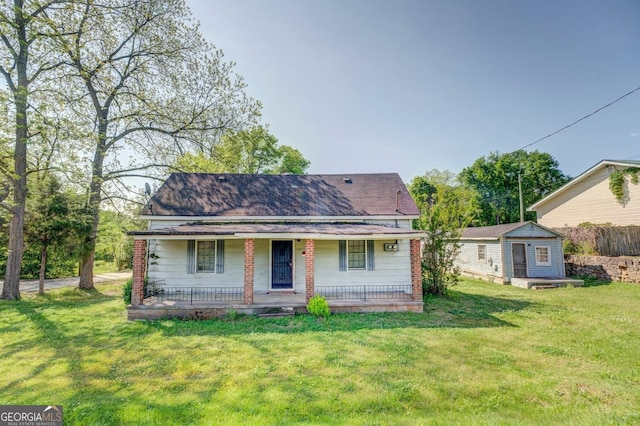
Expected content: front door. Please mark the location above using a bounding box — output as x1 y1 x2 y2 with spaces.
272 241 293 289
512 243 527 278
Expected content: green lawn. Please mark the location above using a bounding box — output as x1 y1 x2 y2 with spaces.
1 279 639 425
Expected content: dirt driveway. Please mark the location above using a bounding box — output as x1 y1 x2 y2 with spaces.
0 271 131 293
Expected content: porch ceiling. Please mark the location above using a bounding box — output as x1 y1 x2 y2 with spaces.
129 222 425 240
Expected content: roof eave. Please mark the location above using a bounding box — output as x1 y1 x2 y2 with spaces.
139 214 420 221
129 232 425 240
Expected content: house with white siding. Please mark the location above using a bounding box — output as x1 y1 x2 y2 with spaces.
454 222 582 289
528 159 640 227
128 173 425 319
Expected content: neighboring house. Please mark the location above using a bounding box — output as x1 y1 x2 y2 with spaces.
454 222 581 288
528 159 640 227
128 173 425 319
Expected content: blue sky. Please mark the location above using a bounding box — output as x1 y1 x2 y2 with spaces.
187 0 640 181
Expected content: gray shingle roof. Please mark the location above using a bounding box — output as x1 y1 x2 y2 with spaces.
460 222 529 239
142 173 420 217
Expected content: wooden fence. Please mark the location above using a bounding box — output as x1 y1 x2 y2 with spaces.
557 226 640 257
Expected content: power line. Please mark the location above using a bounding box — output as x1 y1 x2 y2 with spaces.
519 85 640 151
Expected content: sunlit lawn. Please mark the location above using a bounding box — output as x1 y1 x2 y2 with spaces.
1 278 639 425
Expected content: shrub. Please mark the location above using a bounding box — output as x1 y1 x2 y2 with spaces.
307 295 330 318
224 309 242 321
123 278 133 305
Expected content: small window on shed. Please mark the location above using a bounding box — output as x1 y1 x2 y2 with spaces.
535 246 551 266
478 245 487 262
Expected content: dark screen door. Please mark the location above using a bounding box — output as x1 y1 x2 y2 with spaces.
272 241 293 289
512 243 527 278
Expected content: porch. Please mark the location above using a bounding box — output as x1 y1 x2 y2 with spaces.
128 284 424 320
127 225 426 320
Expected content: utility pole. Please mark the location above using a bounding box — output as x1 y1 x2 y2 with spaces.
518 174 524 222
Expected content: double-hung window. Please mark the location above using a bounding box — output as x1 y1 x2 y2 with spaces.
348 240 366 270
187 240 225 274
197 241 216 272
478 245 487 262
339 240 375 271
535 246 551 266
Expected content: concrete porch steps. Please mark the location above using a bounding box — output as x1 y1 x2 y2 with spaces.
258 307 296 318
531 284 558 290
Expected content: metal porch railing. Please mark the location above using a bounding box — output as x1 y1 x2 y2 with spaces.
315 284 412 301
145 286 243 303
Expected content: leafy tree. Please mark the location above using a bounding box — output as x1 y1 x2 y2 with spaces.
409 171 476 295
24 174 92 293
0 0 67 300
174 126 310 174
95 209 144 271
273 145 310 175
50 0 260 289
215 126 281 173
459 150 570 226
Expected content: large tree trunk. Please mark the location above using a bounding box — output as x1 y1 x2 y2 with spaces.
78 205 100 289
38 247 47 294
78 182 101 290
3 204 25 300
78 118 106 290
2 1 29 301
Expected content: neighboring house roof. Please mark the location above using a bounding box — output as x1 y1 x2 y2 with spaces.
528 159 640 212
129 222 425 239
142 173 420 217
460 221 563 240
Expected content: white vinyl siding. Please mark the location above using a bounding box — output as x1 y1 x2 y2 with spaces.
534 165 640 227
455 240 502 281
146 239 243 288
314 240 410 287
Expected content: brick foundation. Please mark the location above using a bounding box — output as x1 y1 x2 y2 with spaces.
132 239 147 305
305 239 315 303
244 239 255 304
410 239 422 301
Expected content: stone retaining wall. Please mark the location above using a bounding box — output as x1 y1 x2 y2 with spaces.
565 255 640 283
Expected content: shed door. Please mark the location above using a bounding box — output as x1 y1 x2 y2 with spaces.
272 241 293 289
512 243 527 278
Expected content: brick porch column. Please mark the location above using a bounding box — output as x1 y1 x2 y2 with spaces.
244 238 255 304
305 239 315 303
131 239 147 305
410 239 422 301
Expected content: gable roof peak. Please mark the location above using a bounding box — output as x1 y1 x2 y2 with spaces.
528 159 640 211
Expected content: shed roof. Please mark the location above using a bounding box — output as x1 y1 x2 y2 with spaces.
142 173 420 218
460 221 563 240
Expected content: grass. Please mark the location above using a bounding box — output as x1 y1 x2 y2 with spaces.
1 279 639 425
